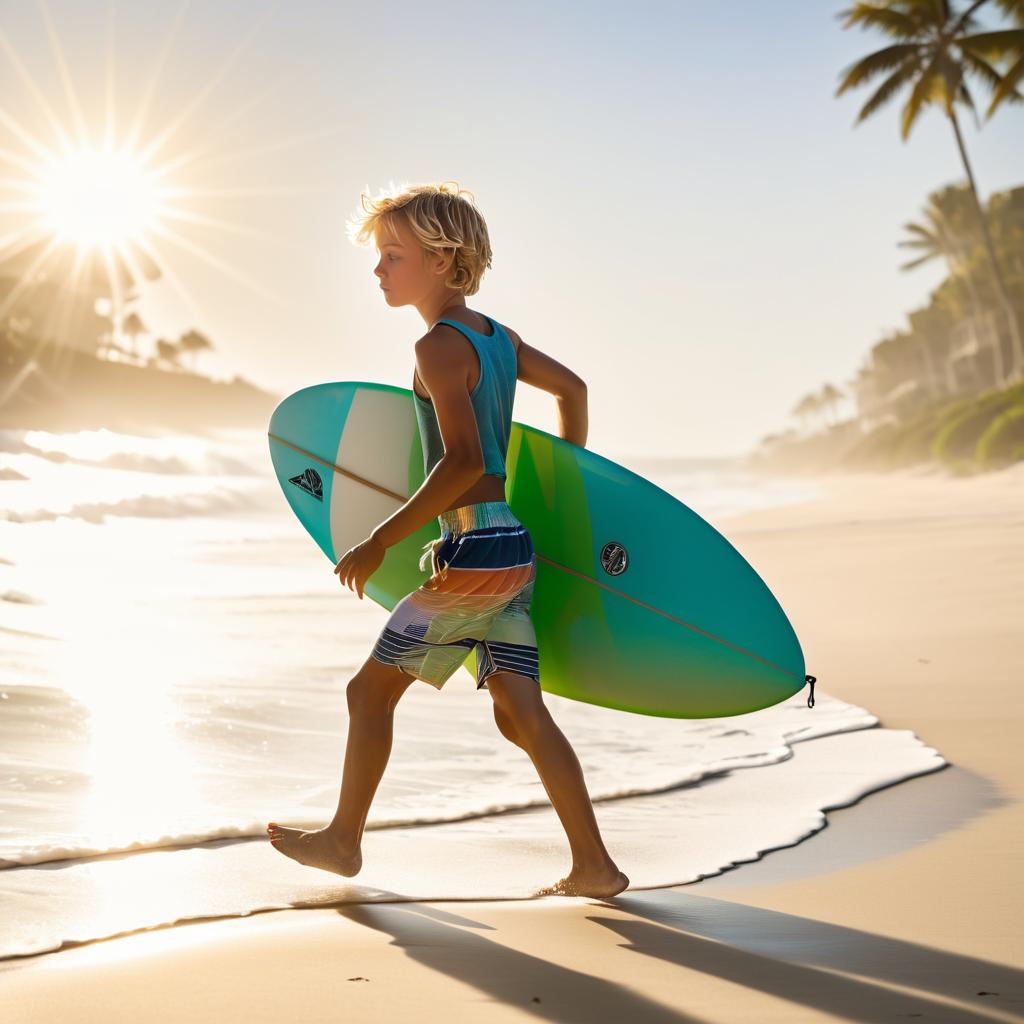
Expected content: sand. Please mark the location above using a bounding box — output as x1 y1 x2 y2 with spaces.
2 463 1021 1023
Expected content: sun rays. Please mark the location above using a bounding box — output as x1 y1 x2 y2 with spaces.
0 0 344 346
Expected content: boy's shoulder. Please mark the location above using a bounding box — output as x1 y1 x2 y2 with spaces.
417 317 522 355
505 325 523 354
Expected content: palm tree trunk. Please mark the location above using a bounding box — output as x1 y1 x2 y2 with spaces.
918 334 940 400
948 108 1024 384
959 260 1003 386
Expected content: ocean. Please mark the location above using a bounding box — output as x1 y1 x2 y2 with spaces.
0 425 946 958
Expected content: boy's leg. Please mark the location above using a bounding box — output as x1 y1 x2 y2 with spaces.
486 671 629 898
267 653 416 875
329 653 419 846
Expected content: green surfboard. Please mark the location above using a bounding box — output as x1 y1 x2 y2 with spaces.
268 381 815 718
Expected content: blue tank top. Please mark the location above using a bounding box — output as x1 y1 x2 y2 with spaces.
413 314 517 480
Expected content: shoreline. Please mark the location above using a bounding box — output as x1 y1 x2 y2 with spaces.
2 463 1020 1022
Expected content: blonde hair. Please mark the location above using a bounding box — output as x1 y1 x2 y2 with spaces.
346 180 493 296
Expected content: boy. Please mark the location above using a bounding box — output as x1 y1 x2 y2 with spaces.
268 182 628 898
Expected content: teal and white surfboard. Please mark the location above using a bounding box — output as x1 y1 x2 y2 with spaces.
268 381 815 718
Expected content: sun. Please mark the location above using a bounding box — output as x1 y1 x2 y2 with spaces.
35 144 164 250
0 2 337 340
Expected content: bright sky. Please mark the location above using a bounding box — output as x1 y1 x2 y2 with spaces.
1 1 1020 459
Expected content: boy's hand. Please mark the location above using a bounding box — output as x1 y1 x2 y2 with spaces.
333 535 385 599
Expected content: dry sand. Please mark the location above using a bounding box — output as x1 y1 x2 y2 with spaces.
2 463 1021 1023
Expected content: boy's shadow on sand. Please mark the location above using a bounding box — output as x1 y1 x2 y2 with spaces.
331 764 1019 1021
336 890 1021 1024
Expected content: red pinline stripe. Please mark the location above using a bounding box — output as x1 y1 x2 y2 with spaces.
269 432 799 683
269 432 405 501
540 555 795 680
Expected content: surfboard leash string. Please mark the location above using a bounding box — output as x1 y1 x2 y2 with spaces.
805 675 816 708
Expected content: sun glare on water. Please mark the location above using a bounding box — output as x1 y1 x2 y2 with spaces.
35 145 164 250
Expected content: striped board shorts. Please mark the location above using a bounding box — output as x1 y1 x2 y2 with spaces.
369 500 540 690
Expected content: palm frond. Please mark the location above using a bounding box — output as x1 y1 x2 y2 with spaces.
961 48 1015 89
835 43 921 95
959 45 1024 117
898 252 939 270
947 0 991 37
900 48 945 137
854 60 921 123
898 222 938 244
991 0 1024 27
959 28 1024 60
985 52 1024 113
897 239 937 252
834 3 932 39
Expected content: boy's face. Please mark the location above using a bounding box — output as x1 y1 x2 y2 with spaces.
373 216 445 307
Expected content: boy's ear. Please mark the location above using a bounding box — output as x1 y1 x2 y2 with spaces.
430 247 455 276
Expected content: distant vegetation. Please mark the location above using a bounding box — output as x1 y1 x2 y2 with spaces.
752 0 1024 475
0 251 279 432
0 219 278 432
748 379 1024 476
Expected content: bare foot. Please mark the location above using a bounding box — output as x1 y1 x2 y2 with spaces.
266 821 362 877
535 866 629 898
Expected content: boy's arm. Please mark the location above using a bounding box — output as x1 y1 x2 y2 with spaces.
510 329 588 448
370 333 485 550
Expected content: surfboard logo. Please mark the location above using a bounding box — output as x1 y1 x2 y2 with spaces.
289 467 323 502
600 541 628 576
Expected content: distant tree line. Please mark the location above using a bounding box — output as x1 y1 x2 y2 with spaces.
755 0 1024 472
0 235 217 379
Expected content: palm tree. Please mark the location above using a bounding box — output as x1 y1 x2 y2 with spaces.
898 184 1004 381
835 0 1024 380
177 329 213 373
819 382 846 425
899 185 980 279
156 338 183 370
121 310 148 363
792 391 826 434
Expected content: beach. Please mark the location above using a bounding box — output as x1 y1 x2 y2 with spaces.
2 459 1020 1022
2 0 1022 1015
